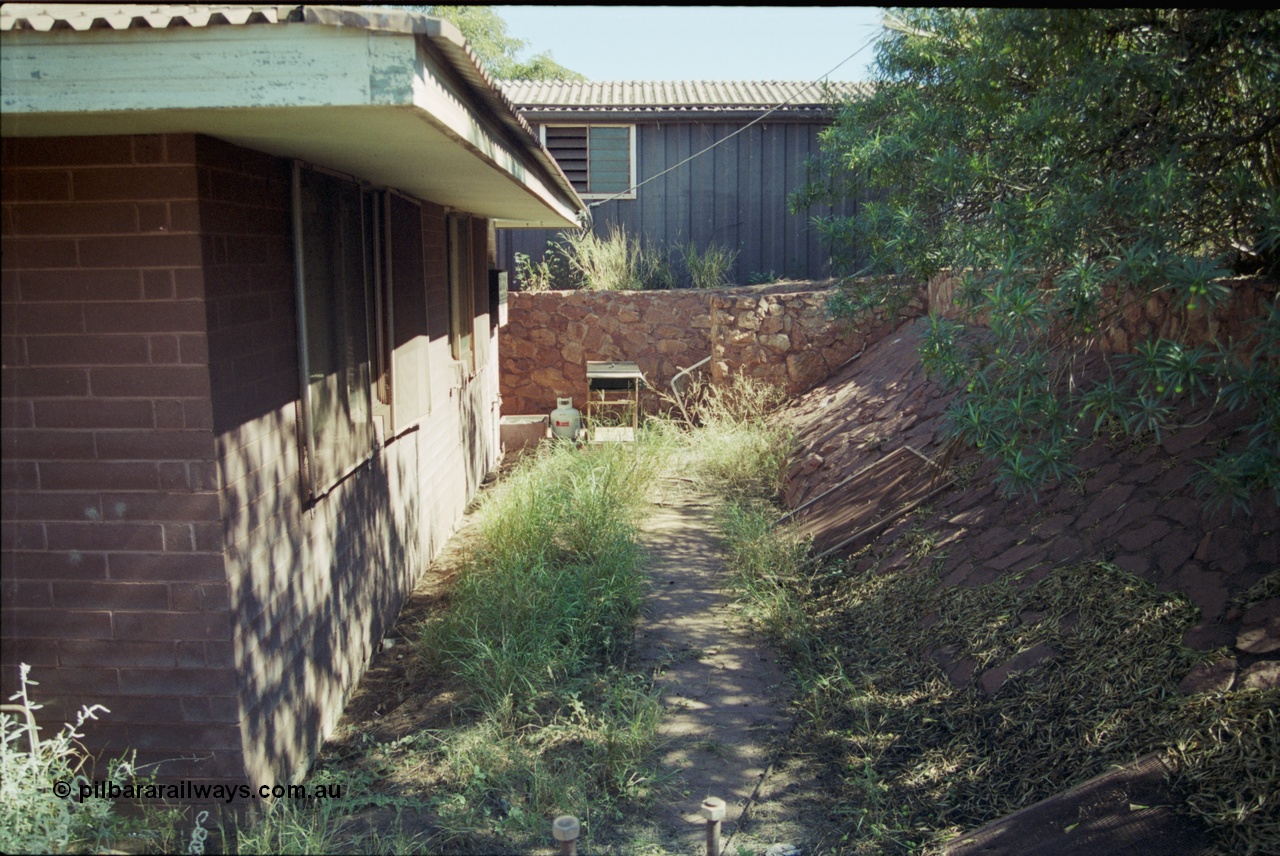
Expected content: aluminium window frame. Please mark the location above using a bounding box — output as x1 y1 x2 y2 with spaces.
540 123 637 200
291 162 433 503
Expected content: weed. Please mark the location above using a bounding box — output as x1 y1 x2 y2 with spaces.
556 225 673 291
1 665 134 854
679 241 739 289
407 439 669 851
513 250 563 293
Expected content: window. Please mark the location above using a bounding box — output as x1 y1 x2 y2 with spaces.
542 125 635 199
447 212 475 372
292 164 431 501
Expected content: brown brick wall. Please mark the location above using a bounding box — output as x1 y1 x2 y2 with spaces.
1 134 239 780
3 131 507 795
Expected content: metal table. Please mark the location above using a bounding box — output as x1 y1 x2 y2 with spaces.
585 360 644 443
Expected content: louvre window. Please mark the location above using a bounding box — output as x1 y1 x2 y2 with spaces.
542 125 635 198
292 164 432 501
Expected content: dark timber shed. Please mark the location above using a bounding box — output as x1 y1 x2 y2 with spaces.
495 80 869 286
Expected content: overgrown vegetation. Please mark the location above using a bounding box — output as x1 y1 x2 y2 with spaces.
406 440 669 851
685 373 1277 854
514 227 741 291
1 666 186 855
712 478 1279 853
798 9 1280 506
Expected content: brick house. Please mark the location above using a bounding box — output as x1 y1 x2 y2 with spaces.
1 5 583 792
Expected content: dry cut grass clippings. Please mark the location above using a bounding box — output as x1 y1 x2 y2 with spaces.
723 530 1278 855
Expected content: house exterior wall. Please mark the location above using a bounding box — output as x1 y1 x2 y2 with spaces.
2 132 503 792
1 133 242 783
497 119 858 286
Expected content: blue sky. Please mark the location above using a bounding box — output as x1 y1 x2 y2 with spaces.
493 6 886 82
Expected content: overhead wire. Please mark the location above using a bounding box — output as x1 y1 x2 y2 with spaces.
581 27 883 213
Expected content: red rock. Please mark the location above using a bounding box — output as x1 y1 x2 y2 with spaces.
1082 484 1136 528
989 542 1045 571
1174 564 1229 622
1238 661 1279 692
1116 520 1172 551
1034 514 1075 538
1158 496 1202 528
1112 553 1150 577
1155 529 1200 573
1178 657 1236 695
978 643 1059 697
1242 598 1280 626
1182 622 1236 651
1161 422 1213 456
1119 499 1160 528
1236 618 1280 654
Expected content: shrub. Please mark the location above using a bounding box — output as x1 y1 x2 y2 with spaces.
799 9 1280 506
1 664 124 854
679 241 739 289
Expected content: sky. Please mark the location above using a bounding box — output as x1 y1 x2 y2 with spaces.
493 6 887 83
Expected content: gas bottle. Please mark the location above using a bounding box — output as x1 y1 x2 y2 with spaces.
550 397 581 440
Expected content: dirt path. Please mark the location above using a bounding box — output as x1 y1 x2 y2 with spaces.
632 477 808 855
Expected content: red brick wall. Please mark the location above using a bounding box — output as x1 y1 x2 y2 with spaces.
3 132 507 795
1 134 242 782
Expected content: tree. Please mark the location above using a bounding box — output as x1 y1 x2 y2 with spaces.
799 8 1279 508
425 5 585 80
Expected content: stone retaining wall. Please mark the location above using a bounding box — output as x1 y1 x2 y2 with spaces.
709 290 926 393
501 290 712 417
500 284 926 416
927 272 1276 353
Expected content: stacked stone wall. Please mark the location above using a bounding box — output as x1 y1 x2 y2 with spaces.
500 284 926 416
709 290 926 393
927 272 1276 353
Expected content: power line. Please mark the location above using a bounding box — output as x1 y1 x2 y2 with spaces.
583 30 882 214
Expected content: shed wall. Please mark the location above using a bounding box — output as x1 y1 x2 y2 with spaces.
497 119 857 285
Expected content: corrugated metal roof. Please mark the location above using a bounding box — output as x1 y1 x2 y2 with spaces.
498 80 870 113
0 4 297 30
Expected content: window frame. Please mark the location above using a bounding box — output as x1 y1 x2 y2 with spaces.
291 163 433 503
446 211 476 373
540 123 637 200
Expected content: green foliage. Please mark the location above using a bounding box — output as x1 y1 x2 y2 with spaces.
410 441 666 850
680 240 740 289
424 6 585 80
678 374 794 499
800 9 1280 506
1 665 128 854
524 227 744 291
556 226 675 292
513 250 562 292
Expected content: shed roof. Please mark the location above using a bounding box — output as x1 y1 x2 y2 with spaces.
499 79 870 117
1 4 585 227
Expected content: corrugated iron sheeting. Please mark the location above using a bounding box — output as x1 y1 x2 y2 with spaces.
0 4 296 30
499 79 871 112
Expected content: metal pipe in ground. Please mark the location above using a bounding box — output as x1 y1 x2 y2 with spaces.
552 815 579 856
701 796 726 856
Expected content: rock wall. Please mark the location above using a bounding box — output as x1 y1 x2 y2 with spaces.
709 290 926 393
928 272 1277 353
501 289 712 417
500 283 926 417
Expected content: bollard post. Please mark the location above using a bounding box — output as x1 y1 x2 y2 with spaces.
552 814 580 856
700 796 726 856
